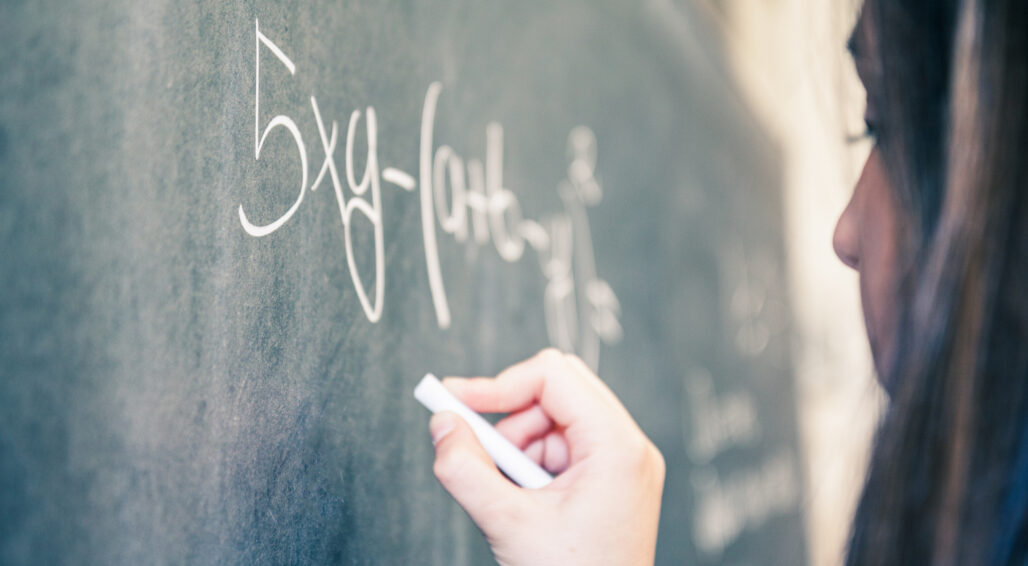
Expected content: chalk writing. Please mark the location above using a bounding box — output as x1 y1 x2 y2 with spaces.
681 367 760 464
681 366 798 556
238 20 621 368
691 451 800 556
722 240 787 357
541 127 623 369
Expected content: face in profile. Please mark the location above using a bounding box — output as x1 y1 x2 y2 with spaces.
833 8 903 385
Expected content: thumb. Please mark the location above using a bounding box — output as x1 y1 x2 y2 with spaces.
430 411 523 527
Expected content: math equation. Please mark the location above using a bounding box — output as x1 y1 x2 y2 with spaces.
239 20 622 369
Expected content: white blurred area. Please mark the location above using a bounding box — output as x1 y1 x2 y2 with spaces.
704 1 888 564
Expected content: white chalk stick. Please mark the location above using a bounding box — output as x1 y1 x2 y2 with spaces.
414 373 553 489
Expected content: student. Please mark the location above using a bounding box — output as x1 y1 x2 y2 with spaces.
424 0 1028 563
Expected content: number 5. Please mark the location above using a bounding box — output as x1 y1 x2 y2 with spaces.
238 19 308 237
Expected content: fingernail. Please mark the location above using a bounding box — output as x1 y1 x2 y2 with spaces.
429 412 457 446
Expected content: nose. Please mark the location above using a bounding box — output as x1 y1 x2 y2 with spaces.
833 193 860 270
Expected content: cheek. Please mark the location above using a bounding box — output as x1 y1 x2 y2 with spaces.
860 219 898 335
857 155 903 371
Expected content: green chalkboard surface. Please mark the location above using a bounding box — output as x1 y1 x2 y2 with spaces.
1 1 805 564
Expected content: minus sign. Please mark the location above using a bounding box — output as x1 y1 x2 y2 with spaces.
382 168 417 191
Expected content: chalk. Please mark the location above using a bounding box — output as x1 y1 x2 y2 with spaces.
414 373 554 489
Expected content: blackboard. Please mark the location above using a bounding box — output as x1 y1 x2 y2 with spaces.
0 0 806 564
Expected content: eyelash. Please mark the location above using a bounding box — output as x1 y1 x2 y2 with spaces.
847 119 880 145
863 119 880 141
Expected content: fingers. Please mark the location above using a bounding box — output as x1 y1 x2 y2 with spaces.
495 404 553 449
430 412 522 527
519 432 571 474
493 406 570 474
562 353 624 406
442 349 613 429
542 432 570 474
524 438 544 464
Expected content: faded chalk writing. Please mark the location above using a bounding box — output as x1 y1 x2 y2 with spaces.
691 452 800 556
682 367 760 464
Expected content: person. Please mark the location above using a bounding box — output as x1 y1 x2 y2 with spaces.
424 0 1028 563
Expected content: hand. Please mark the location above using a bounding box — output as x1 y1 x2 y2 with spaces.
427 349 666 566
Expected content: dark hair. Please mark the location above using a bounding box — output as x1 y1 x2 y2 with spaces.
846 0 1028 564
